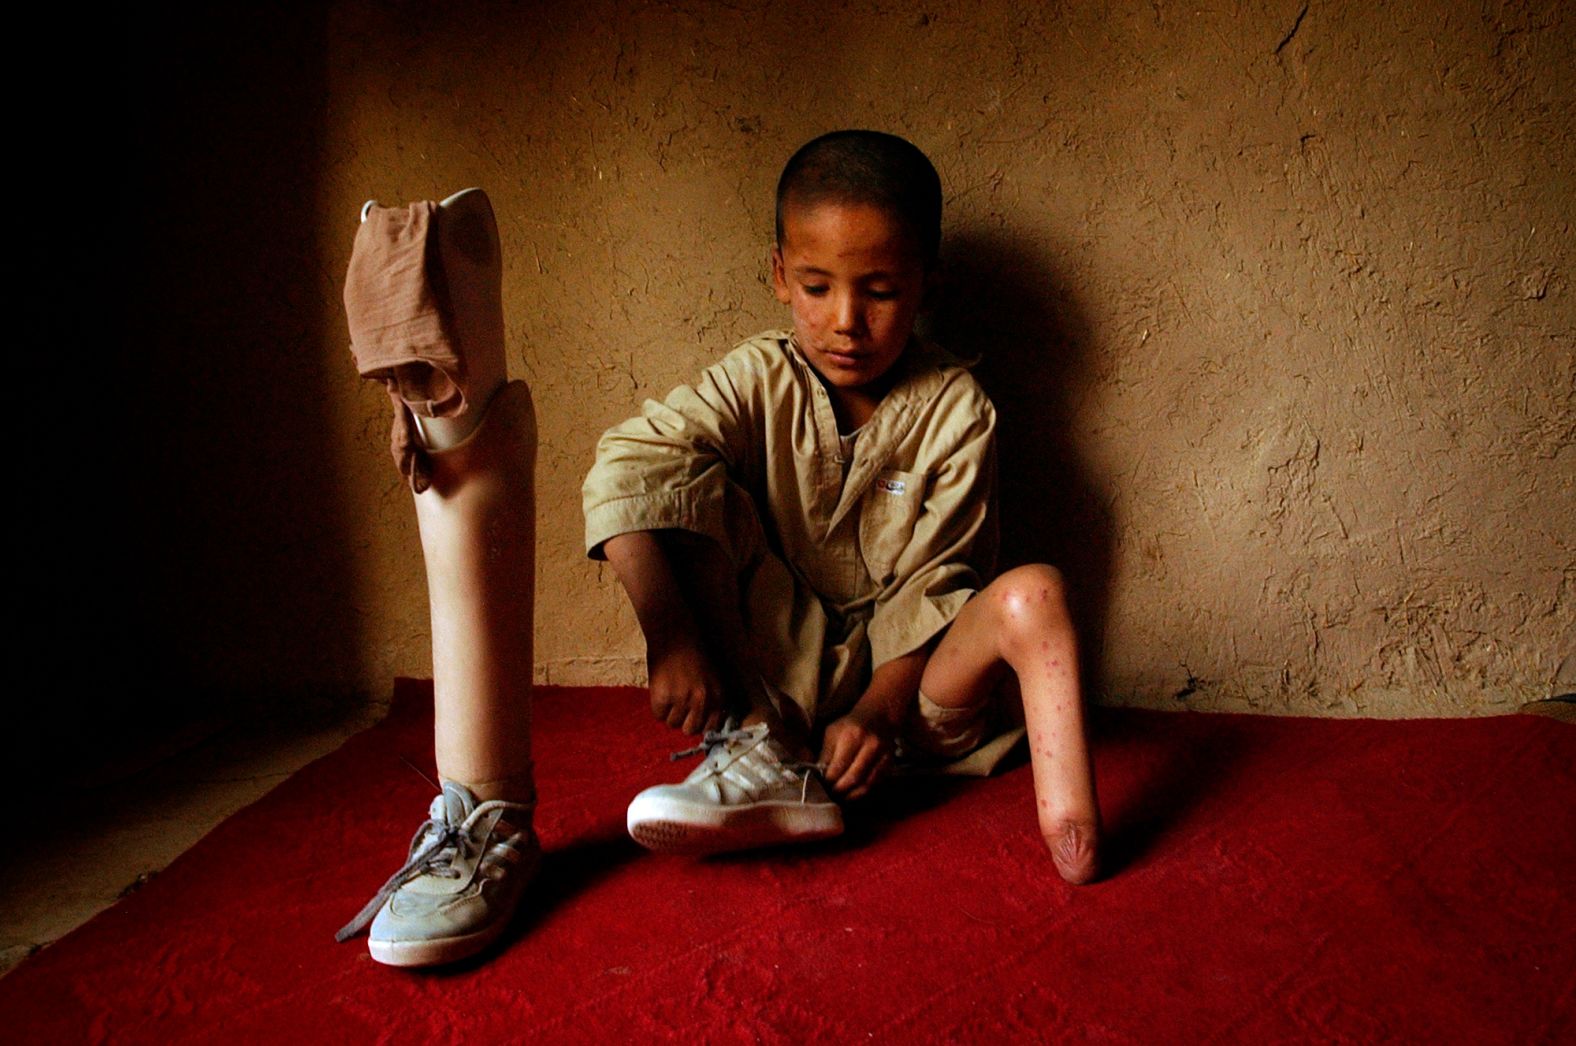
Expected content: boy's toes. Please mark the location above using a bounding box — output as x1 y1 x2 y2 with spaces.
1043 820 1100 885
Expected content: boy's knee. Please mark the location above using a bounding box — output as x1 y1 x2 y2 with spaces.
991 564 1073 647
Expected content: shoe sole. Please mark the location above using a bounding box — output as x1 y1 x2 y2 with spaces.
627 795 843 855
369 924 507 968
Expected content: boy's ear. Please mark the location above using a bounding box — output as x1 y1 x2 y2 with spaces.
770 245 791 304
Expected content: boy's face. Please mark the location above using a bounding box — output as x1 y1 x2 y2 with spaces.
771 201 931 408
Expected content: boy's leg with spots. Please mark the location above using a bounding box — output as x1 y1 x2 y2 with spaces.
920 564 1101 884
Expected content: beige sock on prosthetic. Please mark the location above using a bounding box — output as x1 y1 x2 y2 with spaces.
416 188 509 449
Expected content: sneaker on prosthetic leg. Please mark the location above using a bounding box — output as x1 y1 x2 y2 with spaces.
627 721 843 855
336 781 540 967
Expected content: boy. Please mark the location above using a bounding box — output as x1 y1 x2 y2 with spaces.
583 130 1100 884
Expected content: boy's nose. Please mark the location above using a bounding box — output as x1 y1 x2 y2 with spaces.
832 293 863 335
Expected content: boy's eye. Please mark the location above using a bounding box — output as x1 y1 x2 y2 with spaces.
801 284 829 296
866 288 898 301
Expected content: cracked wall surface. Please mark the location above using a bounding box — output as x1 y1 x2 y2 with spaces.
301 0 1573 718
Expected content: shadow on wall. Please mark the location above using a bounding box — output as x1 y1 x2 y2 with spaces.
132 9 363 718
12 7 363 783
930 230 1115 699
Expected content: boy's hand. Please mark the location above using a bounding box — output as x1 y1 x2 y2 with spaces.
819 709 895 800
646 641 727 735
820 648 928 799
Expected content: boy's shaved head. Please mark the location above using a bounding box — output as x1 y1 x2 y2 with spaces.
775 130 942 266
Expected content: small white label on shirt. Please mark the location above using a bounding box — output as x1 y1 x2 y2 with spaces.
876 478 907 496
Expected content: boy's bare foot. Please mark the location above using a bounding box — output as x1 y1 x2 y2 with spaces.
1044 818 1100 885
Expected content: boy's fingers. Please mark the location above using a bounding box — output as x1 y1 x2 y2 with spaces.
869 752 892 790
859 746 894 796
837 739 881 795
687 688 719 734
846 757 888 800
824 734 863 795
820 730 853 784
706 691 729 730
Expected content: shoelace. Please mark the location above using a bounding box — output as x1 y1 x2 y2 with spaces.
335 805 507 942
668 723 755 761
669 723 829 803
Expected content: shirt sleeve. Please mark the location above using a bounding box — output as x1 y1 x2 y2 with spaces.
866 390 999 668
581 345 763 560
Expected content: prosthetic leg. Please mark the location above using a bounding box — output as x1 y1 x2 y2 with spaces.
336 189 539 967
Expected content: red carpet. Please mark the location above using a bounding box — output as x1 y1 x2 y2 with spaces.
3 681 1572 1043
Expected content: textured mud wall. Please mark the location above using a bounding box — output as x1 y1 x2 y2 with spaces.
115 0 1571 734
323 0 1572 717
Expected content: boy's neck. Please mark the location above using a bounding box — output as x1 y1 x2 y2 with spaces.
817 371 888 433
834 392 876 433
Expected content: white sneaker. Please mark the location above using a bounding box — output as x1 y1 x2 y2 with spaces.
336 781 538 967
627 722 843 854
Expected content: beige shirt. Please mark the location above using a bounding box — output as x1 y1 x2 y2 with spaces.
583 330 998 725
